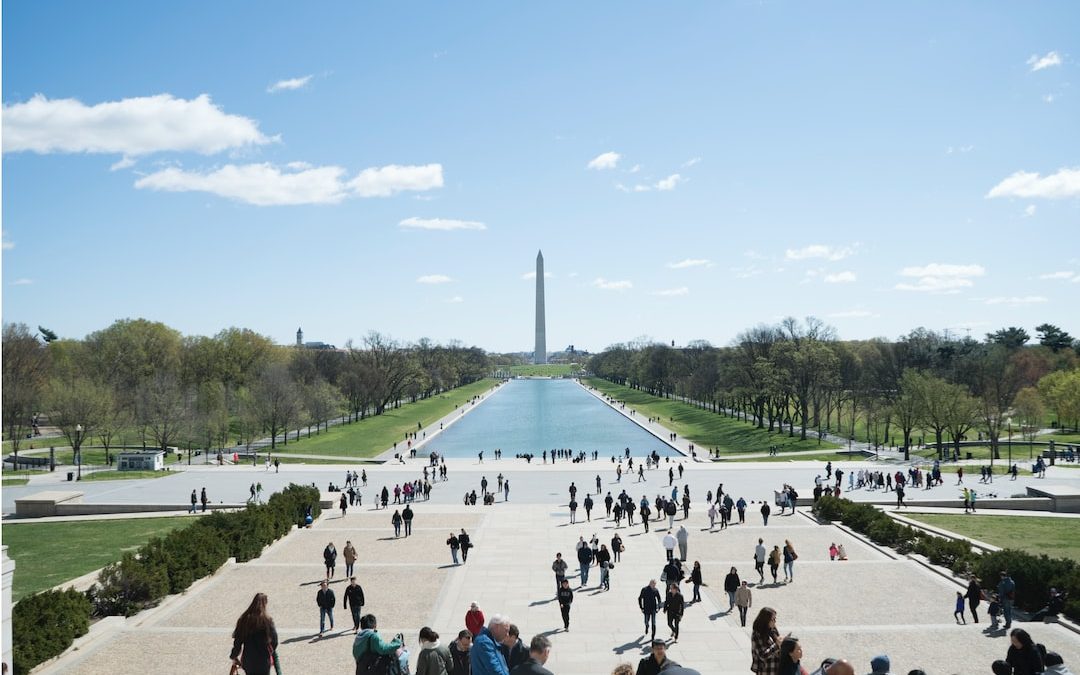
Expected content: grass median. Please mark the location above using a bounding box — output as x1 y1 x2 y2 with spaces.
903 513 1080 561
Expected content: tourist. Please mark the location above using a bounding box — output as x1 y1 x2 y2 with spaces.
761 501 771 526
690 561 704 602
755 538 767 583
663 530 677 561
557 579 574 631
343 540 357 577
768 545 781 583
597 544 612 585
750 607 782 675
783 540 797 582
998 570 1016 629
500 624 528 670
868 654 892 674
323 542 337 580
577 541 594 586
403 504 414 536
352 614 404 673
229 593 278 675
965 577 982 623
381 486 389 509
447 532 461 564
639 579 662 640
953 590 967 624
737 496 747 523
316 580 335 635
612 532 624 562
778 636 805 675
569 497 578 524
676 525 689 561
663 559 683 600
708 502 718 530
641 498 652 532
663 584 684 641
190 489 198 514
584 494 594 521
724 567 741 610
460 529 473 562
450 630 473 674
637 639 680 675
552 553 568 593
344 576 365 633
504 479 510 501
736 580 753 626
836 544 848 561
993 628 1044 675
417 626 454 675
201 487 208 512
466 602 486 637
340 492 347 517
509 634 554 675
605 492 614 517
392 509 403 537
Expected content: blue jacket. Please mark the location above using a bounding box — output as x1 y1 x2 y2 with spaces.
471 627 509 675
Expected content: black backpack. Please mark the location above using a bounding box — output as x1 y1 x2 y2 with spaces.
356 635 397 675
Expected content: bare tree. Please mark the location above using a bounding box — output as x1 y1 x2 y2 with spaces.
2 323 49 457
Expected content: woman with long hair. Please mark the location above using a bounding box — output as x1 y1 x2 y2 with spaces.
778 635 807 675
750 607 781 675
416 626 453 675
230 593 279 675
996 627 1045 675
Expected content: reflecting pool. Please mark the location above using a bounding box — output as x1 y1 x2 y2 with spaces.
427 379 681 458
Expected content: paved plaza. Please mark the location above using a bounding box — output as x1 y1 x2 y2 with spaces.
13 459 1078 675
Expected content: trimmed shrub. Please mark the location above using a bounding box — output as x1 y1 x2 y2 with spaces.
89 550 170 617
12 588 91 675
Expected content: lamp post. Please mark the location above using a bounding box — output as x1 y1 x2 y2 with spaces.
1008 418 1013 470
75 423 83 481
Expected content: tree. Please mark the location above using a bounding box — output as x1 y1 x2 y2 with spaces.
136 374 191 452
969 345 1026 461
1035 324 1074 353
986 327 1030 350
913 372 960 460
37 326 59 343
1013 387 1045 443
85 319 183 408
943 386 981 461
45 378 112 469
1037 369 1080 431
2 323 49 456
303 379 342 435
251 364 300 449
772 317 838 440
892 369 927 460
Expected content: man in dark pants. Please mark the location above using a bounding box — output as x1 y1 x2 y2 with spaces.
316 580 335 635
402 504 414 536
583 494 594 521
577 542 594 586
343 577 365 633
557 579 574 631
761 501 771 526
200 487 208 512
638 580 661 640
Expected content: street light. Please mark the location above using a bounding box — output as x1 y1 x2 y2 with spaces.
75 423 83 481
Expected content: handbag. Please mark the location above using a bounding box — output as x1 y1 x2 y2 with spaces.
230 663 242 675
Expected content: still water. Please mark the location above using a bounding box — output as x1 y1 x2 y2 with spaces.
428 379 681 458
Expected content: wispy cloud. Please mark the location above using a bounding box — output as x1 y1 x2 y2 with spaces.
1044 94 1056 104
651 287 689 297
682 157 701 168
656 174 683 191
623 174 683 192
2 94 271 156
785 244 857 261
592 278 632 291
1039 271 1076 281
895 263 985 293
417 274 452 284
827 309 879 319
1023 204 1037 218
946 145 975 155
110 156 136 171
135 162 442 206
667 258 711 269
984 296 1048 306
587 151 620 170
1 233 14 250
399 217 485 231
1027 51 1062 72
11 278 33 285
823 271 857 283
986 168 1080 199
447 295 463 303
267 75 313 93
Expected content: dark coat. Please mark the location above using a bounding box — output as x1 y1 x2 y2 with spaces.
316 588 335 609
638 585 661 613
663 592 684 618
510 657 554 675
636 655 680 675
724 572 740 592
557 587 574 608
343 583 365 609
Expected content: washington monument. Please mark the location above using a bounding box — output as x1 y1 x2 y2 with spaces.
534 250 546 364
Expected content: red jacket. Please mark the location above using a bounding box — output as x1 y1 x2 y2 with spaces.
465 609 485 637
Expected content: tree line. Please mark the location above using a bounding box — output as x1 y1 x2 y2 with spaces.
587 319 1080 461
2 319 490 461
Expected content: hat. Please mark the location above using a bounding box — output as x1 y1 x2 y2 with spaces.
870 655 890 673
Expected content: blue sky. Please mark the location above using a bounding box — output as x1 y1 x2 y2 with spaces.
3 1 1078 353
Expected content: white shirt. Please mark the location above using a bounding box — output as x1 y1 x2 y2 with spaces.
663 534 676 550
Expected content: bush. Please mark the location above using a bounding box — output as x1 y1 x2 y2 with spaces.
12 588 91 674
89 551 170 617
973 550 1080 617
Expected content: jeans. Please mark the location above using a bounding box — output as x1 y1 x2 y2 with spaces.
1002 601 1013 627
560 605 571 629
320 606 334 632
345 562 354 577
393 523 401 537
784 561 794 580
727 590 735 608
738 605 748 626
644 611 656 637
666 549 674 561
350 606 361 630
580 563 590 585
404 521 412 536
555 575 565 593
451 548 459 564
667 614 680 640
693 584 701 602
601 568 610 590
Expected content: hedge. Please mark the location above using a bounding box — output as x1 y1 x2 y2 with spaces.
812 495 1079 621
13 484 320 673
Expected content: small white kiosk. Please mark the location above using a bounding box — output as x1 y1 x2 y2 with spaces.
117 450 165 471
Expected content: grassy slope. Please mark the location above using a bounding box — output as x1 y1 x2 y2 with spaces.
4 517 194 601
273 378 498 457
584 378 839 454
904 513 1080 561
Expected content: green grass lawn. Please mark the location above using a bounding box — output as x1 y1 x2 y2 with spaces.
80 470 172 481
910 445 1045 463
729 451 869 463
505 364 581 377
903 513 1080 561
3 517 195 601
585 378 839 454
269 378 499 457
1 478 29 486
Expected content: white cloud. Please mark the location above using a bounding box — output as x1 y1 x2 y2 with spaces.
627 164 641 174
827 310 879 318
447 296 463 303
785 244 857 261
895 263 985 293
3 94 271 156
587 152 620 170
946 145 975 155
1023 204 1037 217
987 168 1080 199
286 161 313 170
592 278 632 291
1039 271 1075 280
823 271 857 283
682 157 702 168
651 287 689 297
1044 94 1056 104
136 162 442 206
521 271 553 280
267 75 313 93
11 278 33 285
656 174 683 191
399 217 486 231
984 296 1048 306
1027 51 1062 72
110 156 136 171
417 274 452 284
667 258 711 269
349 164 443 197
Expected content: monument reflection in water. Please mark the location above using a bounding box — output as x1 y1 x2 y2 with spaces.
427 379 681 458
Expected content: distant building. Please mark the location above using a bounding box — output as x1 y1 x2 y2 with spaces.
294 327 336 350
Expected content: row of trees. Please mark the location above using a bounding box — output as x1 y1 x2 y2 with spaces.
588 319 1080 461
2 320 490 461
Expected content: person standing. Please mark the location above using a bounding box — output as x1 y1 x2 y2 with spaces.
689 561 704 603
403 504 414 536
754 539 767 584
552 553 568 594
471 615 511 675
229 593 279 675
449 630 473 675
737 496 747 524
340 493 348 517
954 591 967 624
750 607 781 675
500 624 528 670
584 494 594 521
316 580 335 635
323 542 337 580
965 577 982 623
676 525 689 562
569 498 578 524
343 540 358 577
612 533 624 563
504 479 510 502
190 489 198 514
557 579 574 631
735 581 753 626
724 567 741 610
509 634 554 675
343 577 365 633
605 492 614 518
760 501 770 526
782 540 797 583
663 584 684 641
417 626 454 675
460 529 472 563
638 580 662 640
708 502 718 530
768 546 781 584
392 509 403 537
201 487 208 513
577 541 594 586
998 570 1016 630
465 602 486 637
448 532 461 565
662 531 677 561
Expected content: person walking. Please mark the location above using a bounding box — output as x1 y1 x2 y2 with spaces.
708 502 718 530
344 577 365 633
675 525 689 562
750 607 781 675
965 577 983 623
449 630 472 675
782 540 797 583
569 498 578 524
754 538 767 584
998 570 1016 629
459 529 472 563
447 532 461 564
403 504 414 536
353 614 404 674
189 489 198 514
552 553 568 594
323 542 337 580
689 561 704 603
201 487 208 513
465 602 486 637
340 492 348 517
392 509 403 537
229 593 279 675
662 531 676 561
417 626 455 675
577 540 594 586
509 634 554 675
768 546 781 584
760 501 770 526
584 494 594 522
724 567 741 610
557 579 574 631
612 533 624 563
954 591 967 624
735 581 752 627
638 580 662 640
343 540 358 577
637 640 680 675
316 580 335 635
663 584 684 642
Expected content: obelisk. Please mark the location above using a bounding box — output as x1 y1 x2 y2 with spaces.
534 250 546 364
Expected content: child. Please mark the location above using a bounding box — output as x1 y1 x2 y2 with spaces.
836 544 848 561
954 591 966 624
829 543 839 561
988 593 1001 630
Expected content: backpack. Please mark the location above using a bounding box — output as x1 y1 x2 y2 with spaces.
356 635 402 675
